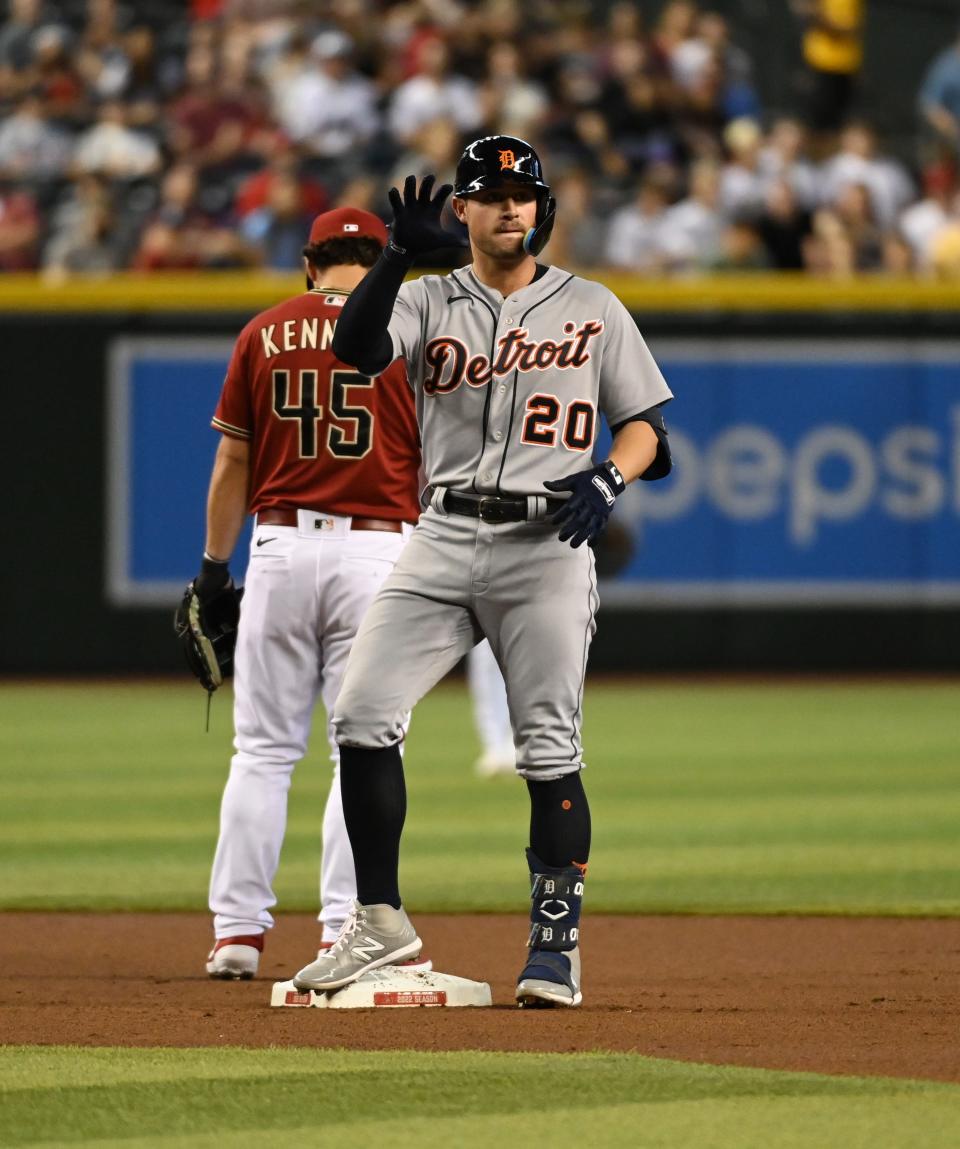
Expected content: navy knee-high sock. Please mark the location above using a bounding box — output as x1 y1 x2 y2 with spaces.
339 744 405 909
526 772 591 869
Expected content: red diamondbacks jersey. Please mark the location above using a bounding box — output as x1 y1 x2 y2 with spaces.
213 288 421 521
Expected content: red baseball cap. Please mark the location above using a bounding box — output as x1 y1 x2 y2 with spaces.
307 207 388 246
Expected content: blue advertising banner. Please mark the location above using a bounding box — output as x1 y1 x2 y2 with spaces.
107 336 960 607
107 338 241 604
605 339 960 605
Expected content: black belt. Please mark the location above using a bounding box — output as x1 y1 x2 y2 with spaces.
442 490 565 524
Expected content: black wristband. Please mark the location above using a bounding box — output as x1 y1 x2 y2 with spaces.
201 554 229 572
600 460 626 495
383 239 414 266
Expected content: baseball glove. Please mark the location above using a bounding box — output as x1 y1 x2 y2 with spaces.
173 578 243 693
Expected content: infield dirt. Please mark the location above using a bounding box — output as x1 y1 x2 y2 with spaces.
2 913 957 1082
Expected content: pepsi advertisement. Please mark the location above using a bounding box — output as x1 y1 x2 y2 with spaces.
107 336 960 608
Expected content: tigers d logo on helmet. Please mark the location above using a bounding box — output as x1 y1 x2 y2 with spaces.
454 134 558 256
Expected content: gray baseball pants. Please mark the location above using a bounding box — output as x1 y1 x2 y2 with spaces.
332 506 598 779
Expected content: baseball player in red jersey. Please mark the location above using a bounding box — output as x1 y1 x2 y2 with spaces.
200 207 425 978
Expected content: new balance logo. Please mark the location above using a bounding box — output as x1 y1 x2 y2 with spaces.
350 936 386 962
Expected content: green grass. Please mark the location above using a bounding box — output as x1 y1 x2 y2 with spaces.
1 679 958 914
0 1047 957 1148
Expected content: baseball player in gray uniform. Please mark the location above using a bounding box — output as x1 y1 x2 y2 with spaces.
293 135 673 1007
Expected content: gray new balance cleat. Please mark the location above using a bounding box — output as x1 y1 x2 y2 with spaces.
516 945 582 1008
292 901 422 992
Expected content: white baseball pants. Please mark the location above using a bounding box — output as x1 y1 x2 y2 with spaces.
208 510 411 943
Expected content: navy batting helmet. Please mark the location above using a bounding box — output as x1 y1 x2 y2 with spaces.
453 134 557 257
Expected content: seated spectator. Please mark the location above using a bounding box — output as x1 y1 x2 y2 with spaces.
929 211 960 279
672 9 759 121
707 218 770 271
262 25 312 129
388 116 461 188
546 53 641 187
673 38 727 154
478 40 550 140
387 35 482 147
32 23 87 123
602 64 681 173
719 116 766 220
650 0 698 78
239 167 315 270
166 34 266 176
133 161 252 270
72 99 161 180
75 0 136 104
0 0 47 100
898 163 956 272
757 178 812 269
604 171 674 271
832 180 883 270
803 206 855 277
330 174 379 215
118 25 164 130
269 29 379 167
658 158 724 270
43 173 125 275
544 166 609 270
570 109 632 186
234 149 326 223
605 0 644 43
758 116 818 209
0 90 72 179
0 180 40 269
818 120 914 230
917 26 960 159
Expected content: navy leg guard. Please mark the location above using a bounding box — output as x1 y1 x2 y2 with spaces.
516 849 585 1007
525 848 584 952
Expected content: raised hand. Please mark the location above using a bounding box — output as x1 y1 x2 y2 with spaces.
386 174 460 258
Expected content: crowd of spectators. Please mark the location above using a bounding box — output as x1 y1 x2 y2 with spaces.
1 0 959 278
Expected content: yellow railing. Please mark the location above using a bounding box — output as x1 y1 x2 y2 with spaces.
1 271 960 313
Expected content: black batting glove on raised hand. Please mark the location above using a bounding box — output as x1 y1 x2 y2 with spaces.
193 554 232 602
385 174 458 262
544 460 627 549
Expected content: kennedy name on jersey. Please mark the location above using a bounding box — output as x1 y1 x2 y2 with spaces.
423 319 605 395
260 308 343 359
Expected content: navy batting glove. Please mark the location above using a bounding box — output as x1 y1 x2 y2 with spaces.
544 461 626 549
385 174 459 261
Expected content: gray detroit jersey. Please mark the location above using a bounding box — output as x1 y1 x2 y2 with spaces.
387 264 673 495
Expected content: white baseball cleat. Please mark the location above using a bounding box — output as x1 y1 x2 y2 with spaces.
206 935 264 980
293 901 422 992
